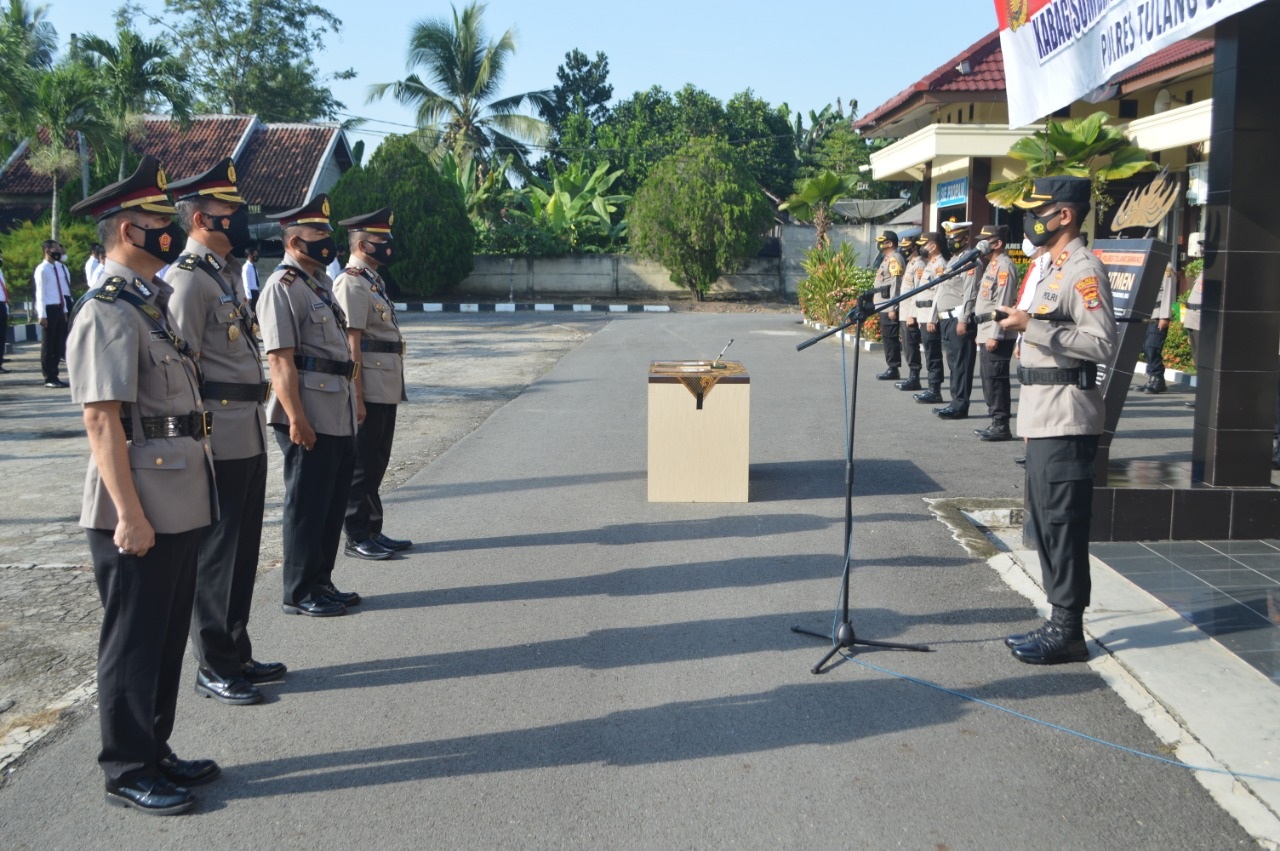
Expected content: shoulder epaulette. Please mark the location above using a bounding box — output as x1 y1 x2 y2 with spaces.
94 276 128 303
279 268 298 286
176 254 200 271
343 267 360 277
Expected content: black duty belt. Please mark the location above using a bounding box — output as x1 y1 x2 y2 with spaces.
915 299 933 308
877 286 891 298
122 411 212 441
361 340 405 354
1018 365 1097 389
295 355 358 379
201 380 272 403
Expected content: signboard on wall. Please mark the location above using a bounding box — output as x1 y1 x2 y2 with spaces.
936 177 968 208
995 0 1268 128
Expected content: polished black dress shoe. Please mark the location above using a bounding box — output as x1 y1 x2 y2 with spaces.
345 538 395 560
281 596 346 617
895 377 922 391
913 389 943 404
875 367 900 380
1004 621 1049 648
977 423 1013 442
44 379 68 388
319 583 361 606
1014 457 1026 467
104 776 195 815
933 406 968 419
1010 625 1089 665
159 753 221 786
373 532 413 551
195 669 263 705
241 659 288 683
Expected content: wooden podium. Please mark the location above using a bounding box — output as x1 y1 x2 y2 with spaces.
647 360 750 502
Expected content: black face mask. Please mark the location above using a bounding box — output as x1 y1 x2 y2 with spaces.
362 239 395 266
49 251 62 262
129 221 185 265
1023 209 1062 247
203 207 252 254
296 235 337 265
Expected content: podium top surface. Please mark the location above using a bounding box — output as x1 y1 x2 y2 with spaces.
648 360 748 381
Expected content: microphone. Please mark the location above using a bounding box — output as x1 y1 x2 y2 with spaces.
949 240 992 270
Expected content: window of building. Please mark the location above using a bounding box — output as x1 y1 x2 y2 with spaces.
1119 99 1139 118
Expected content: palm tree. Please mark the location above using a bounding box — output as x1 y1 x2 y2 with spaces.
368 1 552 172
1 0 55 68
24 63 108 239
76 24 193 179
0 0 57 147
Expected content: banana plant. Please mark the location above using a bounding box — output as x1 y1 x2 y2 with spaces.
509 159 629 251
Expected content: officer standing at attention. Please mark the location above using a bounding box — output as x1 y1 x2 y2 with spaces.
931 222 980 419
333 208 413 560
913 232 950 405
165 158 285 705
873 231 906 381
1136 263 1175 394
66 156 220 815
894 237 925 391
972 225 1019 441
257 194 361 617
998 175 1117 665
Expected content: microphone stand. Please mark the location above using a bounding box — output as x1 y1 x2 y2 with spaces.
791 252 989 674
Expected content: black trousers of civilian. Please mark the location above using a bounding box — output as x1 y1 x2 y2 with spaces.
345 402 398 541
979 338 1016 423
88 527 200 786
0 302 8 366
940 317 976 409
191 452 267 678
921 323 944 388
880 311 901 370
41 303 67 382
1143 322 1169 376
275 428 356 606
1025 434 1098 611
900 320 922 373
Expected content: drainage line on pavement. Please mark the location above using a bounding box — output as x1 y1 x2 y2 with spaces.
835 650 1280 785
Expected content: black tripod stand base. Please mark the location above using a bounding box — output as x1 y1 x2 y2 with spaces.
792 623 931 675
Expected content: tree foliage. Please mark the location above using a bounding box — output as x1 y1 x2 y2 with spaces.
328 135 474 297
24 63 108 239
0 0 57 150
505 160 628 253
536 48 612 174
629 136 772 299
781 170 860 248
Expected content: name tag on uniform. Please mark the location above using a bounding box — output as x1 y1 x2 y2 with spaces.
219 294 235 304
149 330 168 340
311 302 326 310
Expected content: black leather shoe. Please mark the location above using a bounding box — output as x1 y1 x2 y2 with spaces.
895 377 922 391
933 406 969 419
281 597 346 617
876 367 900 380
241 659 288 683
44 380 68 388
345 538 395 560
373 532 412 552
318 583 361 607
1014 457 1026 466
1010 624 1089 664
195 669 263 705
977 423 1013 441
1147 378 1167 394
913 389 943 404
104 776 195 815
158 753 221 786
1004 621 1049 648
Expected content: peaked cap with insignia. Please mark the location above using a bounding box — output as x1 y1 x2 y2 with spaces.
70 155 176 220
1014 175 1092 209
338 207 394 236
979 224 1010 243
875 230 899 245
167 157 246 204
267 193 332 231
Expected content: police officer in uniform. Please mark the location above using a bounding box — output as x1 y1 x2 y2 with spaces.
998 176 1117 665
873 231 906 381
333 208 412 559
972 225 1019 441
1136 263 1175 394
895 237 926 391
67 156 219 814
165 158 285 704
913 232 949 404
257 194 361 617
931 222 980 419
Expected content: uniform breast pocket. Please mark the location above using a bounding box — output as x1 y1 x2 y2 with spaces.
146 342 190 400
304 309 340 347
301 372 342 393
210 306 239 352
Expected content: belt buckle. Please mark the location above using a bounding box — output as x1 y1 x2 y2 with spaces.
261 380 273 403
350 361 361 380
191 410 213 438
400 340 407 356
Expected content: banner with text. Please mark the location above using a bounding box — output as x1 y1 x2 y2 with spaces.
995 0 1264 128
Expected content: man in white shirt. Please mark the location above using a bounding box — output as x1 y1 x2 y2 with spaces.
35 239 73 387
242 245 261 306
84 243 106 287
0 247 10 373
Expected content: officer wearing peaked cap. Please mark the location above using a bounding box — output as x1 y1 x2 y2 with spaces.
932 221 981 419
165 158 286 706
998 175 1116 665
258 194 362 617
972 224 1019 441
333 208 412 560
66 155 220 815
873 230 906 381
895 236 925 391
913 232 949 404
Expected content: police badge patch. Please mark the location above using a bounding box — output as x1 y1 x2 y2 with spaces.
1075 277 1102 310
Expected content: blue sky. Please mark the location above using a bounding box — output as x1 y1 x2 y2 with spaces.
38 0 999 154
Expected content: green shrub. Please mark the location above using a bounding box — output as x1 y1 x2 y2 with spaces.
0 217 102 302
796 242 880 340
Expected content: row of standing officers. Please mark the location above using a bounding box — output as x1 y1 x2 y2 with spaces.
64 155 410 815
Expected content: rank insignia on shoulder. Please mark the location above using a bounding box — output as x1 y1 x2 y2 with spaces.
177 254 200 271
279 269 298 286
135 278 153 297
95 277 127 302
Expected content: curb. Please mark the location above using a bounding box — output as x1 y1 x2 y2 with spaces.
393 302 671 314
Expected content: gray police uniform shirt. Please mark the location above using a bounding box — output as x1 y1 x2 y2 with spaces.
1152 264 1174 321
165 237 267 460
1015 238 1118 438
332 256 406 404
917 255 948 324
258 261 357 437
932 254 979 322
901 254 924 320
873 250 905 309
1182 271 1203 331
974 253 1020 344
67 258 216 534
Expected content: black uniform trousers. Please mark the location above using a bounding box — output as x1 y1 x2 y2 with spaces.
191 452 267 678
345 401 398 541
275 428 356 606
1143 321 1169 376
880 310 901 370
940 317 976 409
0 302 8 366
979 338 1016 423
1025 434 1098 612
920 323 944 388
88 528 200 786
40 303 67 382
900 320 922 373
